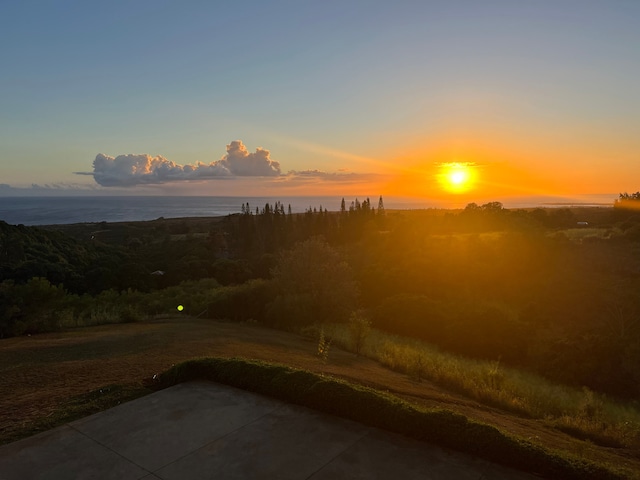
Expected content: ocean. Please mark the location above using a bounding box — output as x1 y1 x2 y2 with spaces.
0 194 617 226
0 196 353 226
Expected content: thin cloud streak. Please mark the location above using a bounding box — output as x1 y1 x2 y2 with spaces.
258 131 402 173
279 170 382 185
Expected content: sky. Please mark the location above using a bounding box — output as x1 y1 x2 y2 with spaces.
1 0 639 202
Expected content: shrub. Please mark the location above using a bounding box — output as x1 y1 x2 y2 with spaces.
208 279 273 322
119 305 144 323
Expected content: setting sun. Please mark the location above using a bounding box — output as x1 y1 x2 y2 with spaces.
438 162 477 194
450 170 468 185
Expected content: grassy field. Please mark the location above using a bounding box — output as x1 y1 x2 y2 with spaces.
324 323 640 449
1 317 639 478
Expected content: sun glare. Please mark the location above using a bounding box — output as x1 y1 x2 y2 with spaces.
450 170 467 185
438 162 476 193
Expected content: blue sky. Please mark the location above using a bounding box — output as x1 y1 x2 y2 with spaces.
1 1 639 198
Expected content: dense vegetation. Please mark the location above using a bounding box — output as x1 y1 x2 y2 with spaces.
2 195 640 404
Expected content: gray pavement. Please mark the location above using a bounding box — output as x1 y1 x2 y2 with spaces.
0 381 540 479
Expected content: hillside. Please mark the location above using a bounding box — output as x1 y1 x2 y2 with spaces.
1 317 638 478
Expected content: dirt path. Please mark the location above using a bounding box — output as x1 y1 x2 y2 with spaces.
1 317 638 474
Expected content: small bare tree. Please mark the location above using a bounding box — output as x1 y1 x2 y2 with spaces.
317 326 332 363
348 311 371 356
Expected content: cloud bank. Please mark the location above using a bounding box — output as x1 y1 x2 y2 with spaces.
77 140 281 187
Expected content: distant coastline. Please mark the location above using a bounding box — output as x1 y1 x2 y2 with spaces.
540 202 613 206
0 194 617 226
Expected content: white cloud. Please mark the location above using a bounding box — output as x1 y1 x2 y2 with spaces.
77 140 282 187
220 140 280 176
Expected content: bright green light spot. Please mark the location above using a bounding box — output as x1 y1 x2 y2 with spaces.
177 305 184 312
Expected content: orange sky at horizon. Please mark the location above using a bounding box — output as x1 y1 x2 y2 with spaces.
363 121 640 201
170 141 629 200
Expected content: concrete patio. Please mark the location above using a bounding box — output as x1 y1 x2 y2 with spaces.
0 381 539 479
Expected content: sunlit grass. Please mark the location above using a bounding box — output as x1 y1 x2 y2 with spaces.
324 324 640 449
557 227 621 243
